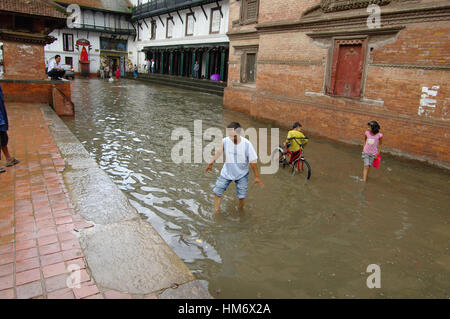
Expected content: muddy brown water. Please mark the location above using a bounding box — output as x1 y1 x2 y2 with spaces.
63 78 449 298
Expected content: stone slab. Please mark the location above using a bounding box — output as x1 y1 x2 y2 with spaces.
41 104 211 298
79 219 195 294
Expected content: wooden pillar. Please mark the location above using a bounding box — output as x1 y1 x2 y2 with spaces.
180 51 184 76
220 49 226 81
191 51 196 77
169 51 173 75
205 50 210 80
160 52 164 74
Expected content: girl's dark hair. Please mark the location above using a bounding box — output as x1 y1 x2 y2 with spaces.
368 121 380 134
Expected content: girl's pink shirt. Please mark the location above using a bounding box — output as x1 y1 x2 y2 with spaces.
363 131 383 155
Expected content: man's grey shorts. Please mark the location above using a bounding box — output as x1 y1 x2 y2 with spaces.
213 173 249 199
362 152 376 166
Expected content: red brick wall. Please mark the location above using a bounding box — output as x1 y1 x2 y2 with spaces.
2 41 47 80
1 81 71 105
224 1 450 168
259 0 319 24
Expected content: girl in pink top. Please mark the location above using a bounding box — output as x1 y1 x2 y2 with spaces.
362 121 383 182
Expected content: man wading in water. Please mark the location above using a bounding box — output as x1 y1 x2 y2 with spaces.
205 122 263 212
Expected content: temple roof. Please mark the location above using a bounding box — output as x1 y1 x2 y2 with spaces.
54 0 133 14
0 0 67 19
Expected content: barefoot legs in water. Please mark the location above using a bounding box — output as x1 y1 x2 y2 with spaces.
363 165 370 182
214 195 246 212
238 198 246 210
214 195 222 212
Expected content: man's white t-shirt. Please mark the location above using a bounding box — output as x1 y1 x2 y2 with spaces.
47 59 61 73
220 136 258 181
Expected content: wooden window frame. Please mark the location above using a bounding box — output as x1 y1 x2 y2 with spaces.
150 20 156 40
62 33 74 52
326 36 368 100
240 0 259 25
185 13 194 36
238 46 258 84
166 17 173 39
209 7 221 34
64 56 73 66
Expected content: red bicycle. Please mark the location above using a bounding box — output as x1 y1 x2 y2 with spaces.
272 137 311 180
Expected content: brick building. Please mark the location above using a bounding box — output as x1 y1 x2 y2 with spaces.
224 0 450 168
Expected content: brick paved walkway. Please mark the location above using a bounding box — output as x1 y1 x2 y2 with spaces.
0 103 143 299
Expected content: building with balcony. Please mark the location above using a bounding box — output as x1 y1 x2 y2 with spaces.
44 0 136 76
130 0 229 82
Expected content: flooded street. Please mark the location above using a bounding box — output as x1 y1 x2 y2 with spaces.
63 78 449 298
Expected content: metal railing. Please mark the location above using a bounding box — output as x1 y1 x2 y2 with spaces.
132 0 217 20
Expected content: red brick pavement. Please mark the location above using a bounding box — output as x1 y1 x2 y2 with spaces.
0 103 105 299
0 103 160 299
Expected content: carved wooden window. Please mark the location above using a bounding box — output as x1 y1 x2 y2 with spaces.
240 0 259 24
328 38 367 99
150 21 156 40
240 50 257 83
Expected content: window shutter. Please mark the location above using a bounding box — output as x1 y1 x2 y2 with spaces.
246 0 258 21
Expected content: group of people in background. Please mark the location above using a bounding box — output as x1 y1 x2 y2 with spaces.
143 58 156 74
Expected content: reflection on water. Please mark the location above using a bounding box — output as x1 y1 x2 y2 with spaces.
63 78 449 298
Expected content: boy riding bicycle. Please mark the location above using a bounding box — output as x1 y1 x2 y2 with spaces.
285 122 308 158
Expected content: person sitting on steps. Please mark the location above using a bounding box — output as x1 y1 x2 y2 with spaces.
47 55 72 80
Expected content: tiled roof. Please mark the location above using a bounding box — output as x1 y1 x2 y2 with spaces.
0 0 67 18
54 0 133 14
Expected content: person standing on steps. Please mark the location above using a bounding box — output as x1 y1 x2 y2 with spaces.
193 61 200 79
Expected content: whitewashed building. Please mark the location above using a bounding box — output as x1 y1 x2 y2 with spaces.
44 0 136 76
130 0 229 81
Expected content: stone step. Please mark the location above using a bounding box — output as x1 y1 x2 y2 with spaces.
136 72 227 87
126 73 225 96
138 77 224 96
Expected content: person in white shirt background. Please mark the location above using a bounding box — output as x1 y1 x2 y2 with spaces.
47 55 73 80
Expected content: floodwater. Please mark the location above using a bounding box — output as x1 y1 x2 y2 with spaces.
63 78 449 298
